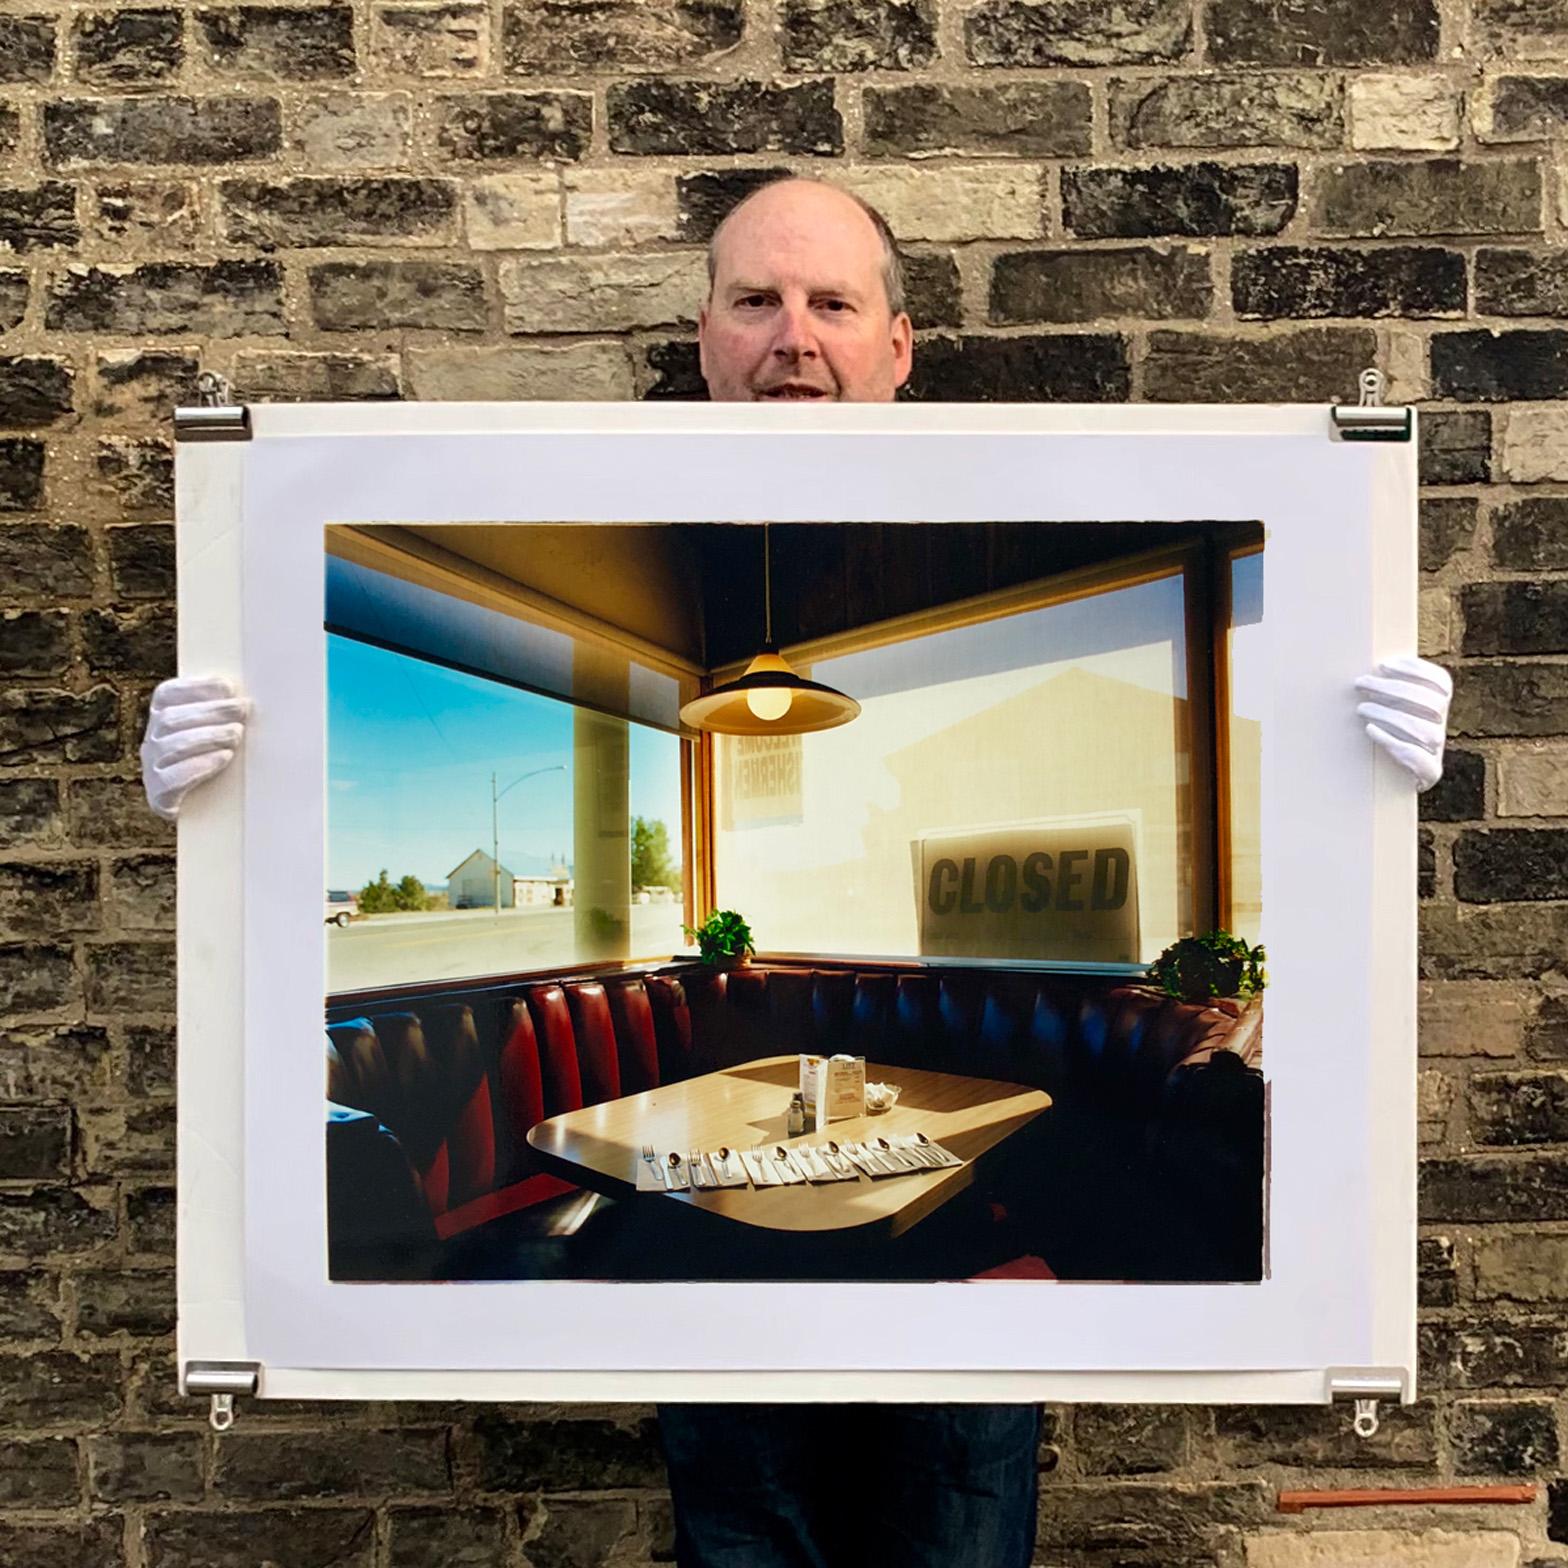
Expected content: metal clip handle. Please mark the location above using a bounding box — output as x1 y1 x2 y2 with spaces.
1353 1398 1379 1439
210 1393 235 1432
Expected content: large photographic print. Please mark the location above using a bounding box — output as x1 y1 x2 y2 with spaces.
323 518 1268 1288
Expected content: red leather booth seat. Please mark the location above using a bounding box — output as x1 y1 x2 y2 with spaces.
324 962 1262 1281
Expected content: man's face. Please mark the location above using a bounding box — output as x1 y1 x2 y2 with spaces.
699 181 914 405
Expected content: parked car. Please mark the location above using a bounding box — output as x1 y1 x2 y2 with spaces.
326 891 359 927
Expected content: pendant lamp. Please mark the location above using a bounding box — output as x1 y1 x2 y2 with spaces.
679 525 860 736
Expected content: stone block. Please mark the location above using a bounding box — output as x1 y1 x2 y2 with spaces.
523 1497 641 1564
43 95 283 165
463 171 559 249
0 1523 122 1568
84 940 175 1014
0 526 91 601
0 1107 72 1181
47 261 284 337
904 250 961 327
475 1413 665 1490
93 439 175 518
1419 747 1484 822
67 776 174 848
1418 1234 1456 1305
1474 1232 1568 1302
0 687 117 763
195 4 355 78
1475 1067 1568 1150
1475 75 1568 141
904 333 1130 401
1233 245 1464 318
387 1506 510 1568
309 260 487 331
1421 1151 1568 1220
88 1432 201 1501
232 351 399 402
865 82 1090 157
143 1510 377 1567
502 0 742 74
126 1185 174 1255
1216 1403 1437 1468
1207 0 1438 63
499 251 706 334
406 343 633 401
1112 72 1340 148
108 853 175 930
1498 746 1568 816
840 165 1043 241
91 181 201 247
642 339 705 400
73 8 183 85
80 1103 176 1175
1032 1480 1270 1555
781 0 936 71
433 90 591 161
1456 827 1568 900
673 168 792 243
1433 329 1568 401
94 351 201 425
0 272 25 333
0 1024 112 1100
1451 1400 1559 1474
0 16 57 83
213 1430 453 1498
0 1440 77 1505
221 176 457 247
0 778 62 845
0 440 45 512
1064 162 1296 237
0 610 70 677
1420 496 1477 572
0 183 80 252
990 246 1211 322
1245 1530 1518 1568
1478 248 1568 315
965 0 1191 64
372 4 489 76
1350 74 1461 150
1419 409 1491 485
0 1187 115 1255
0 1271 62 1338
1502 406 1568 483
0 1350 121 1425
1476 0 1568 57
1455 660 1568 736
1420 827 1437 898
75 1269 177 1338
608 79 842 156
1143 326 1375 401
1313 159 1543 237
0 860 96 934
293 92 413 168
1463 581 1568 655
126 1023 175 1095
1074 1406 1186 1473
566 169 676 248
1419 978 1531 1057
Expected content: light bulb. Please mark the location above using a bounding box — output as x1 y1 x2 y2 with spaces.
746 685 792 722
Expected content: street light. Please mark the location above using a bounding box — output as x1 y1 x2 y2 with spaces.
491 765 566 913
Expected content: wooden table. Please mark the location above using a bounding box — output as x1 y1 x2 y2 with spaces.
526 1055 1051 1242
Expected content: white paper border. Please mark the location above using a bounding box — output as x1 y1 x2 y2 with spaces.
176 402 1416 1404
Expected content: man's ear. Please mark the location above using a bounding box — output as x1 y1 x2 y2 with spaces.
697 303 710 383
891 311 913 389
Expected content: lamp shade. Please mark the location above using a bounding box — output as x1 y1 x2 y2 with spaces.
679 647 860 736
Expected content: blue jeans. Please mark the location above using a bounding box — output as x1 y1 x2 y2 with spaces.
656 1403 1041 1568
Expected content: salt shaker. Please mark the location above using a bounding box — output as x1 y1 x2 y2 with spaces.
787 1093 805 1136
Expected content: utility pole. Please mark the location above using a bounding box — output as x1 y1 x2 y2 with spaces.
491 765 567 913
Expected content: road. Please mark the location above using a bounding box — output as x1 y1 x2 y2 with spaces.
327 904 688 993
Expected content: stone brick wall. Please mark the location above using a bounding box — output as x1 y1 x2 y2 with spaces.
1 0 1566 1561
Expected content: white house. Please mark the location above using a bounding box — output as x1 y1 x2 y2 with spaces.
448 849 515 910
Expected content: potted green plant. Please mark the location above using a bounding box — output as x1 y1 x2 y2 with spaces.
683 908 755 970
1144 930 1266 1006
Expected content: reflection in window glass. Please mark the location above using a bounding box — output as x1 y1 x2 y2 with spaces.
1227 551 1264 947
713 573 1196 964
326 635 683 993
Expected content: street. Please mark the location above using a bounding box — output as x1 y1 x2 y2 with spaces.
327 903 688 993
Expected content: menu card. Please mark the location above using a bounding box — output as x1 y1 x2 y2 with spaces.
812 1054 866 1128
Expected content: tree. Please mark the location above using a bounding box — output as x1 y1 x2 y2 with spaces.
395 873 430 911
631 816 680 891
356 869 433 914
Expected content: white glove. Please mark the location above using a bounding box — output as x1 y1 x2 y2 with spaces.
140 676 250 821
1354 654 1451 793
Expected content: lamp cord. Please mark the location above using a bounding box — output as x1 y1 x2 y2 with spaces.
763 522 773 646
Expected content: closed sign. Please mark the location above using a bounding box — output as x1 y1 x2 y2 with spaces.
915 818 1140 963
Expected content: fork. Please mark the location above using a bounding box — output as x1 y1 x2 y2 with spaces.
642 1143 664 1189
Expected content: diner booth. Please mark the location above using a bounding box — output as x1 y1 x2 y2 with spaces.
321 517 1267 1287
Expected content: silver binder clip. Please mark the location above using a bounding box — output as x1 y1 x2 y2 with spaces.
175 370 251 441
1331 366 1410 442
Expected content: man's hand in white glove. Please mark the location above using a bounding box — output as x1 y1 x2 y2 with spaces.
1355 654 1452 793
140 676 250 822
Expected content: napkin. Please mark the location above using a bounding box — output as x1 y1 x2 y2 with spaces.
707 1150 750 1187
887 1133 964 1169
635 1160 668 1192
740 1149 782 1186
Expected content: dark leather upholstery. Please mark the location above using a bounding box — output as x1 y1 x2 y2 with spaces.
325 962 1260 1281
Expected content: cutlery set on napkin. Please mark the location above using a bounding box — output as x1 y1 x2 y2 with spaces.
638 1135 962 1192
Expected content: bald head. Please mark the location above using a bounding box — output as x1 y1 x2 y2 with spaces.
698 177 914 404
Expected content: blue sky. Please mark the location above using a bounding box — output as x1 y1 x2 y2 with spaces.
326 634 682 892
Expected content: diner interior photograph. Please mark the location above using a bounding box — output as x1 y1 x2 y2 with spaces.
320 515 1268 1289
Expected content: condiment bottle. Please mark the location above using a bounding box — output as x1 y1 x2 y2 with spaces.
787 1093 805 1136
